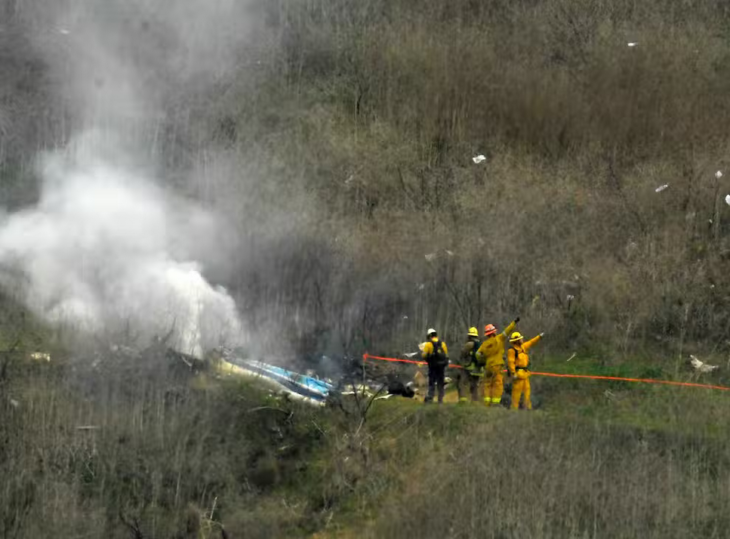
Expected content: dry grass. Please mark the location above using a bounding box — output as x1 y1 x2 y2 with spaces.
0 355 330 538
3 356 730 538
370 412 730 538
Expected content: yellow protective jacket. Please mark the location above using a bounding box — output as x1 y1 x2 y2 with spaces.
507 335 542 375
476 320 516 369
422 338 449 360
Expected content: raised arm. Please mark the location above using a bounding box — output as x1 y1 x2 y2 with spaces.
523 333 544 351
502 317 519 337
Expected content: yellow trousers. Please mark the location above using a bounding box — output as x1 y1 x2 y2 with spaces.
511 375 532 410
484 365 504 405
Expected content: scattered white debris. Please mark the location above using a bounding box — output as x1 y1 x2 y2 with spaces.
717 170 724 179
566 353 576 362
403 315 409 319
690 355 719 373
725 194 730 206
655 184 669 193
76 425 101 431
472 155 486 164
710 284 716 289
567 294 575 301
424 253 437 262
416 283 425 291
445 250 455 257
628 42 638 47
404 352 419 359
344 175 354 185
57 28 71 35
29 352 51 362
9 399 19 409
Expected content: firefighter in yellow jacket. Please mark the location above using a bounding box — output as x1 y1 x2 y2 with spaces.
507 331 544 410
476 317 519 406
421 328 449 404
456 327 483 402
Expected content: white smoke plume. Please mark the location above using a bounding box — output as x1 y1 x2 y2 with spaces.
0 1 254 356
0 133 245 356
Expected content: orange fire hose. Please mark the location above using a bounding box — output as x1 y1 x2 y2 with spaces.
362 353 730 392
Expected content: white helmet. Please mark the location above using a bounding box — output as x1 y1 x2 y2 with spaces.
427 328 437 337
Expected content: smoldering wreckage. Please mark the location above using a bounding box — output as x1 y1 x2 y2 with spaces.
22 334 724 411
19 335 424 404
23 340 436 407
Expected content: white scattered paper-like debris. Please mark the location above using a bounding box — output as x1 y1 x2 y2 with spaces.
403 315 409 319
404 352 419 359
567 294 575 301
725 194 730 206
690 355 719 373
717 170 724 179
655 184 669 193
445 250 455 257
424 253 437 262
628 42 638 47
416 283 425 291
9 399 19 409
472 155 486 164
57 28 70 35
29 352 51 362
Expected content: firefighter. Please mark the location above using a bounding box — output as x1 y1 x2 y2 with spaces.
456 327 483 402
422 328 449 404
476 317 519 406
507 331 544 410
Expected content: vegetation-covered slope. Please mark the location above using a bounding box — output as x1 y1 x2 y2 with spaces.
2 0 730 359
2 356 730 538
3 1 730 536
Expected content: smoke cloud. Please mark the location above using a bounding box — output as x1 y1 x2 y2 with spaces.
0 1 255 356
0 132 244 356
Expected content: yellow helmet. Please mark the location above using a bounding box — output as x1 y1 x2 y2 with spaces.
510 331 524 343
468 327 479 337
